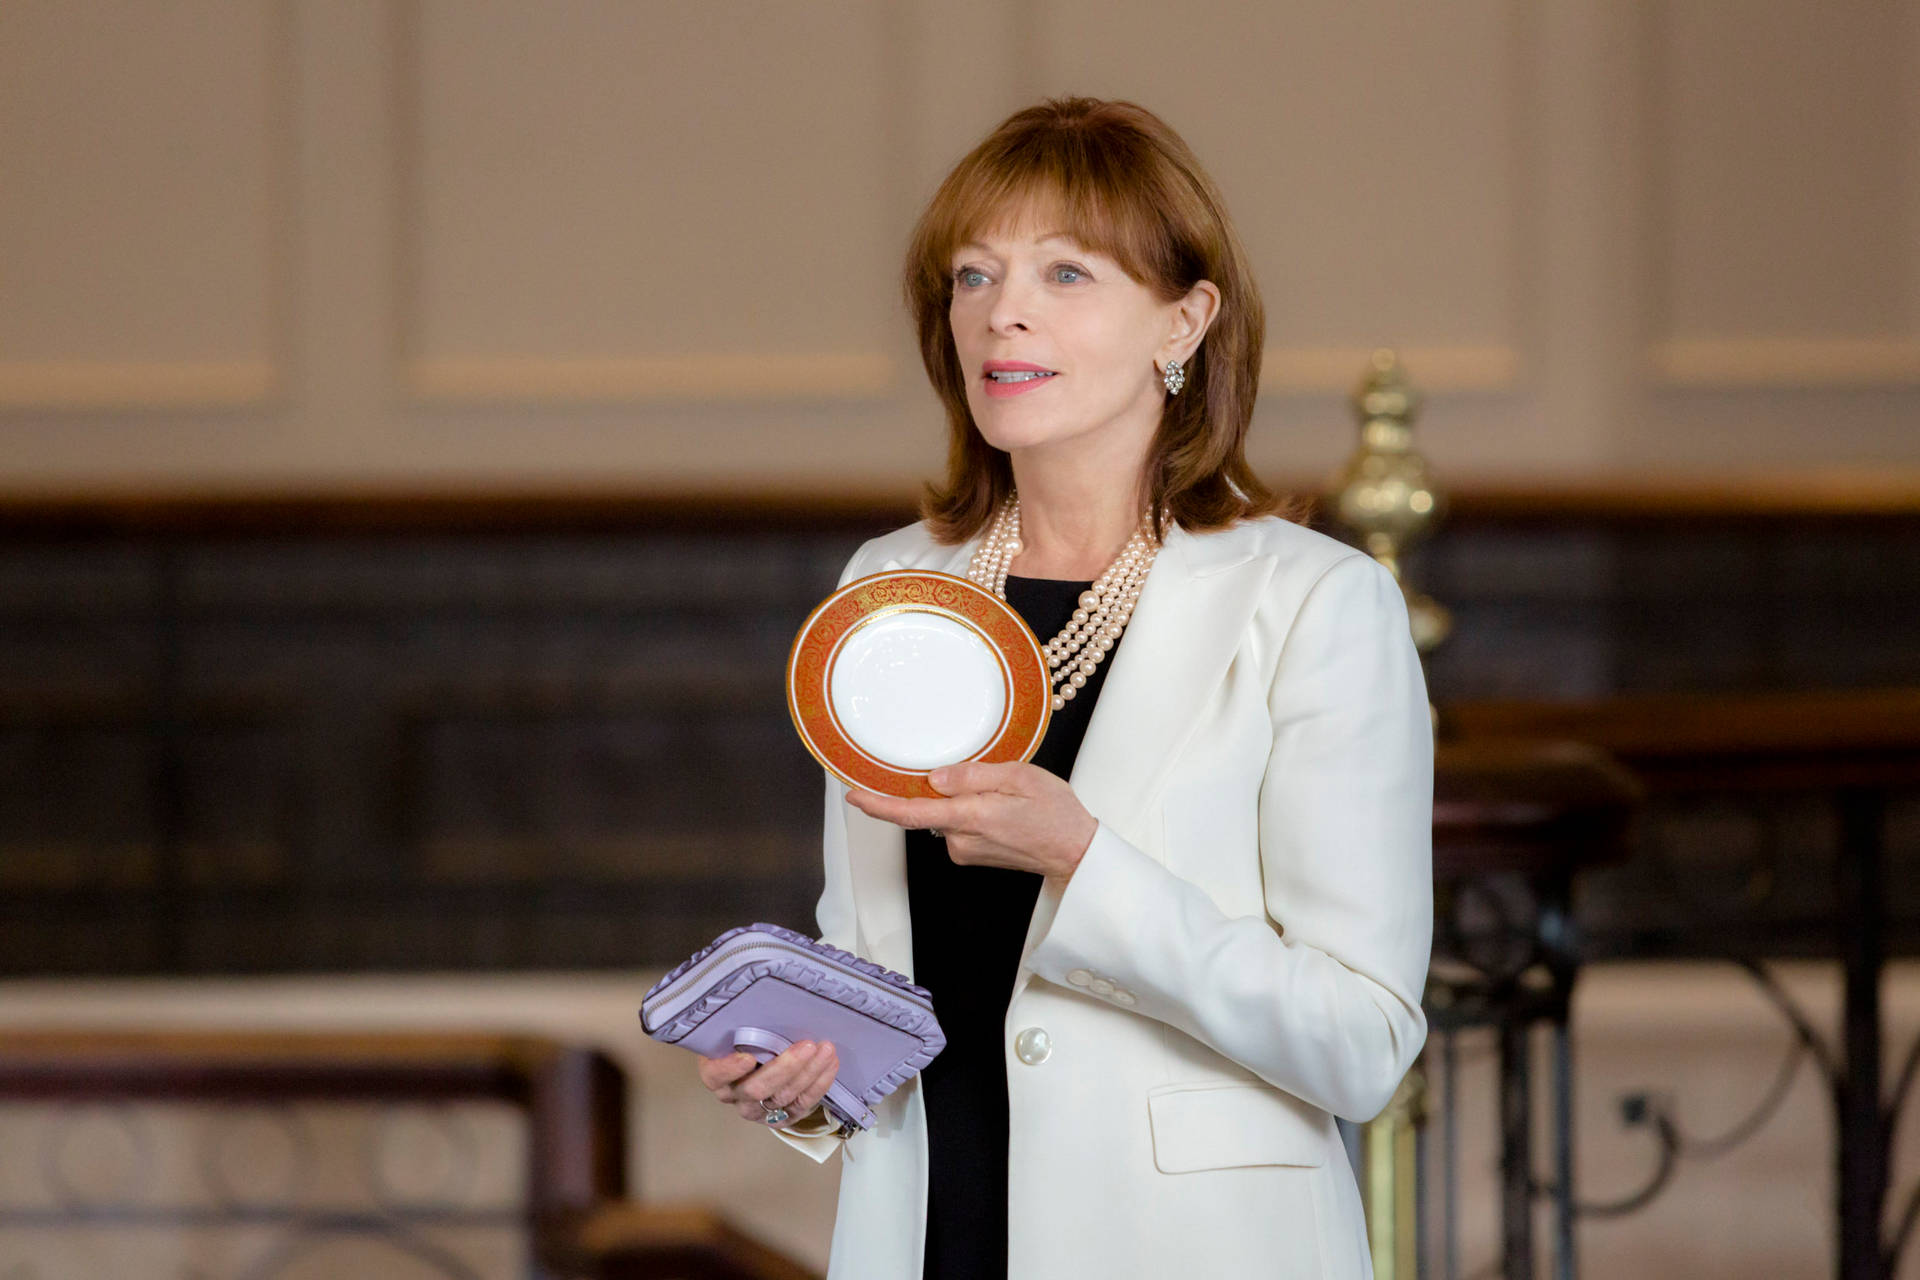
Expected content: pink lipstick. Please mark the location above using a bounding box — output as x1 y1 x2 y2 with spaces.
981 360 1058 399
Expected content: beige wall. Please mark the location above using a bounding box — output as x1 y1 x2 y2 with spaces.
1 0 1916 495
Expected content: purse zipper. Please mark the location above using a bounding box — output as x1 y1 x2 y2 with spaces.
642 937 933 1035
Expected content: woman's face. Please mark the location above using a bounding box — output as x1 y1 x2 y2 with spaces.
947 211 1182 463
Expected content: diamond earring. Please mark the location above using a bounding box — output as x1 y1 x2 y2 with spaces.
1162 357 1185 396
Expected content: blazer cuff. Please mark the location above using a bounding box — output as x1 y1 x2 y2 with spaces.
1028 821 1167 998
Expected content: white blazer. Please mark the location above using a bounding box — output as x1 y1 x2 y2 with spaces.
770 512 1434 1280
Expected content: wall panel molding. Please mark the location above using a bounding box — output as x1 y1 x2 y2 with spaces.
1162 0 1535 400
1642 2 1920 392
0 0 293 413
391 0 900 409
1652 337 1920 390
1261 344 1520 395
0 361 280 412
406 353 895 404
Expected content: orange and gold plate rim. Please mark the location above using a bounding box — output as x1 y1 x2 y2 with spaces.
785 570 1052 799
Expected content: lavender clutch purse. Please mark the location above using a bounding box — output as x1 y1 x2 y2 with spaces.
640 922 945 1135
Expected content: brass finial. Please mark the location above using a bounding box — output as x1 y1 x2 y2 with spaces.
1342 352 1445 1269
1331 348 1451 657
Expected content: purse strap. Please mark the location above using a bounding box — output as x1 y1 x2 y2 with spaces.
734 1025 876 1131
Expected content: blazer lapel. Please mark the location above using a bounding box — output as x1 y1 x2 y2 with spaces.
1063 522 1273 846
1009 522 1275 1002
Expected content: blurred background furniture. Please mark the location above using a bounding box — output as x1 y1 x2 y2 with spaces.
1418 738 1642 1280
1450 691 1920 1280
0 1029 819 1280
1329 355 1646 1280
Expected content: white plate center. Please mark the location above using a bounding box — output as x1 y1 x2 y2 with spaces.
830 610 1008 769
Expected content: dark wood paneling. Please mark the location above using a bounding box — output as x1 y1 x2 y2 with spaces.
1 492 1916 974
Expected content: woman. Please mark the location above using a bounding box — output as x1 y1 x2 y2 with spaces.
698 97 1433 1280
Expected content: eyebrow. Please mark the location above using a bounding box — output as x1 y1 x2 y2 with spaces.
955 231 1082 253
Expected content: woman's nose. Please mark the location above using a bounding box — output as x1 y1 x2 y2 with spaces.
987 280 1036 334
988 310 1031 336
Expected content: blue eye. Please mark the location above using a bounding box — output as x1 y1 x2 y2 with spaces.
954 268 988 288
1053 264 1089 283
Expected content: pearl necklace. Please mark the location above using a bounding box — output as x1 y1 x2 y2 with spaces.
965 492 1161 711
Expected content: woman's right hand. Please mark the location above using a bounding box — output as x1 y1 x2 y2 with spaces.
697 1039 840 1127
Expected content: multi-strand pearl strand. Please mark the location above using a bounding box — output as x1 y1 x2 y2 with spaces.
965 492 1161 711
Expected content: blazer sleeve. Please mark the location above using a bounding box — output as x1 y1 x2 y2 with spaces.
1026 551 1434 1122
769 538 875 1164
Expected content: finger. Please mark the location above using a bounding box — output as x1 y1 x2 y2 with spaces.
733 1045 815 1121
796 1044 840 1109
739 1041 818 1105
779 1048 838 1120
846 790 921 824
698 1050 757 1094
710 1047 791 1103
847 791 961 830
928 761 1023 795
741 1043 810 1105
771 1041 835 1113
710 1066 762 1104
773 1042 824 1103
741 1043 840 1125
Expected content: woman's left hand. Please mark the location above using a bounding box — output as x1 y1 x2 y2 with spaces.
846 762 1098 886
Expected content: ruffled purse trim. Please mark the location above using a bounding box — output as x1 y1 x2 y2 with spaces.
642 922 945 1129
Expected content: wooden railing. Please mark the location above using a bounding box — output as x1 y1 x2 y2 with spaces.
1446 688 1920 790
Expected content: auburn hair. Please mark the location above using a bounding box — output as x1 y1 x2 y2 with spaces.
904 96 1301 545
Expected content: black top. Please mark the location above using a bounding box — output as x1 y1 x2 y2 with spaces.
906 574 1129 1280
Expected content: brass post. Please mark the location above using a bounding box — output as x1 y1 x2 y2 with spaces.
1333 349 1447 1278
1367 1066 1429 1280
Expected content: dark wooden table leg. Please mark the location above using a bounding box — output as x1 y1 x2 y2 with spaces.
1501 1020 1534 1280
1836 785 1888 1280
1552 1017 1575 1280
1541 878 1579 1280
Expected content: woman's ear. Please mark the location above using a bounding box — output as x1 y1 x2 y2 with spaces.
1162 279 1222 367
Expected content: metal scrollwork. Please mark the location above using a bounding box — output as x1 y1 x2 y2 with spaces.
41 1102 157 1213
366 1104 481 1212
202 1105 315 1213
0 1101 525 1280
231 1226 492 1280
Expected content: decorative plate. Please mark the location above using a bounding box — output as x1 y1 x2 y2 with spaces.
786 570 1052 798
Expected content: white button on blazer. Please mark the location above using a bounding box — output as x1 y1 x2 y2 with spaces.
770 513 1434 1280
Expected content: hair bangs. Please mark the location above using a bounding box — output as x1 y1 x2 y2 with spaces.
919 133 1172 293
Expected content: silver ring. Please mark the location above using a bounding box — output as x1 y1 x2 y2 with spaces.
928 828 944 839
760 1098 790 1126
